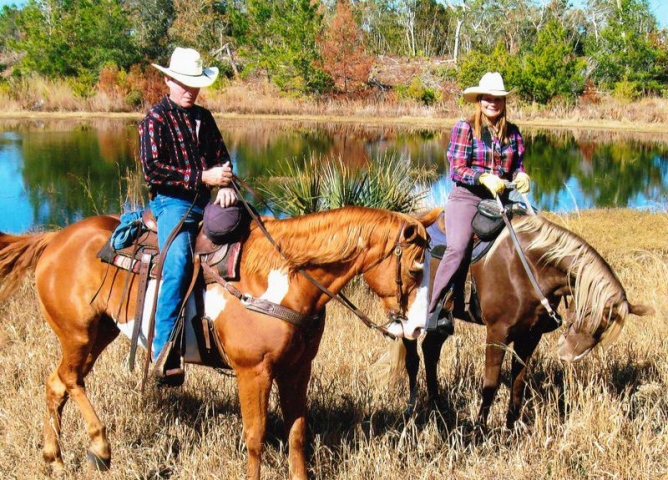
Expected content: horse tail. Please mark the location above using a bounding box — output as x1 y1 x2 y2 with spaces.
371 339 407 388
0 231 57 303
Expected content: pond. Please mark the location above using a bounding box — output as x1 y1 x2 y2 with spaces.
1 117 667 234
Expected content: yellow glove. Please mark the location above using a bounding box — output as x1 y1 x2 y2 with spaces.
514 172 531 194
479 173 505 198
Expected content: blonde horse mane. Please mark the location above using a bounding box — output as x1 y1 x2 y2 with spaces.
242 207 402 276
513 215 627 346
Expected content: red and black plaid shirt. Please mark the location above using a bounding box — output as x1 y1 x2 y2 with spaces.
139 95 231 194
447 120 525 185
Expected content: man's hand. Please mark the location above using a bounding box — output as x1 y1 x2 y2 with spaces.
202 161 234 187
214 187 237 208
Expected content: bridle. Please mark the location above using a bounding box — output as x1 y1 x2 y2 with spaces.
358 221 417 325
232 179 421 339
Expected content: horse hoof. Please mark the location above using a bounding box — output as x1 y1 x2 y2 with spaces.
48 459 66 476
87 449 111 471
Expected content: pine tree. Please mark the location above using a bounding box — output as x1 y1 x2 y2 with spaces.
319 0 373 93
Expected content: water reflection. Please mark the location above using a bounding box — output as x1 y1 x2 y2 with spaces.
1 118 667 233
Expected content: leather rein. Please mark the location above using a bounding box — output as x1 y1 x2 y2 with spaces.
228 178 411 340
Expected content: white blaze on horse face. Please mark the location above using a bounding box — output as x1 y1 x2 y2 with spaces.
386 253 430 340
261 269 290 303
402 256 429 339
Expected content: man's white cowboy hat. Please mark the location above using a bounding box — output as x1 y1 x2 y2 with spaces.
462 72 514 102
152 47 219 88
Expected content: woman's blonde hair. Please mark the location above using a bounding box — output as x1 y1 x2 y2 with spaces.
468 97 510 142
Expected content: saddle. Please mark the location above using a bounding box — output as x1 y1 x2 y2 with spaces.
96 209 243 370
427 202 530 325
99 209 242 283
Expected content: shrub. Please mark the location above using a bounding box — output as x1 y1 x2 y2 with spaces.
125 90 144 109
399 77 441 106
258 153 427 217
613 80 642 100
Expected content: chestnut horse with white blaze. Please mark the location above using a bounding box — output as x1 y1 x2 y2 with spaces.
385 213 654 429
0 205 441 479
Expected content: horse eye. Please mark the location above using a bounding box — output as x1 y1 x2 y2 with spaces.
408 265 423 278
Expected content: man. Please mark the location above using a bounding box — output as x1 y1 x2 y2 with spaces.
139 47 237 385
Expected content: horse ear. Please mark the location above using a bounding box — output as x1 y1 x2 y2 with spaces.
414 207 443 228
629 303 655 317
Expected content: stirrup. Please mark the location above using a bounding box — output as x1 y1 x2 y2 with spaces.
426 288 455 335
426 302 454 336
434 309 455 336
151 341 185 387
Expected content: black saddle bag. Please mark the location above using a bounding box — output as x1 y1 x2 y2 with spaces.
471 199 506 241
472 199 529 241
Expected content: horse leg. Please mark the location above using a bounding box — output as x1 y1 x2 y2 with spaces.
236 366 273 480
476 336 507 430
42 369 68 472
506 333 541 429
276 362 312 480
43 315 119 472
403 337 419 415
422 331 449 407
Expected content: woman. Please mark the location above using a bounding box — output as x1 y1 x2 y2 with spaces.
426 72 530 334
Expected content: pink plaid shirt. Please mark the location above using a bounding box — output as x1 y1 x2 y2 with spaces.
447 120 525 185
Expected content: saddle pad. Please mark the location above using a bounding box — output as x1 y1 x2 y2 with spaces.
96 239 158 273
202 242 242 282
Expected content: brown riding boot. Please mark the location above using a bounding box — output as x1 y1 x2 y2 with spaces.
151 341 185 387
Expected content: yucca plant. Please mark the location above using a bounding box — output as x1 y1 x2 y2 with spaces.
320 158 368 209
362 154 430 212
259 155 325 216
258 152 429 216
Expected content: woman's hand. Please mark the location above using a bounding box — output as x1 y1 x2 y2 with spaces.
479 173 505 198
514 172 531 194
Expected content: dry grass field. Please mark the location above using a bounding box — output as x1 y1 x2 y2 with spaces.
0 209 666 479
3 76 668 136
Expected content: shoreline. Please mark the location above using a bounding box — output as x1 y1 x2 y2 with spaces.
1 110 668 134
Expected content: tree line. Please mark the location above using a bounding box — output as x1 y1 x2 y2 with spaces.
0 0 666 105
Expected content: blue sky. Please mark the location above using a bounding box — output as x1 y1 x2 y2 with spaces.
0 0 667 28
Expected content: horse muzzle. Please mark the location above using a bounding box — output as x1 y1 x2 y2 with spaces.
385 310 424 340
557 331 594 363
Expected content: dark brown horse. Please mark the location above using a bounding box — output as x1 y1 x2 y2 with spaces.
0 206 441 479
386 213 653 429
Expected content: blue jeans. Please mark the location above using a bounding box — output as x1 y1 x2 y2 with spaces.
149 193 205 361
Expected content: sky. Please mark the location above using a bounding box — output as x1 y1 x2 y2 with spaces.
0 0 667 28
649 1 668 28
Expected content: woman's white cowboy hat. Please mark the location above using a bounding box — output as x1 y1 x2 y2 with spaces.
152 47 219 88
462 72 514 102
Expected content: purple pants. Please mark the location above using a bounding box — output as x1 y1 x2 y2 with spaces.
428 185 482 315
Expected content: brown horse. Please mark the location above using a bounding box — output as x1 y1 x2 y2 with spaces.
0 205 441 479
390 213 654 429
